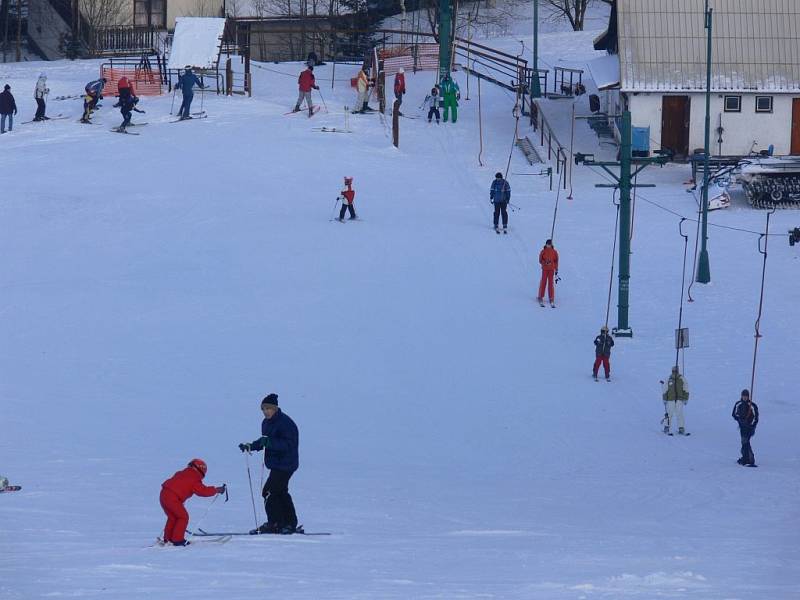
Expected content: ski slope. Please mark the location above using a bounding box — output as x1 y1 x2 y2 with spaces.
1 41 799 599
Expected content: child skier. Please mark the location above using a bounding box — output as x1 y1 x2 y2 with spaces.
592 326 614 381
33 74 49 121
337 177 357 221
114 93 143 131
81 77 106 123
160 458 226 546
422 87 440 123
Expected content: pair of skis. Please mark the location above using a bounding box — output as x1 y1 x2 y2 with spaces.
191 527 330 537
0 485 21 493
21 115 68 124
111 123 148 135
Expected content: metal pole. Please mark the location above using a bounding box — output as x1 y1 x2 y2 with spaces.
532 0 541 97
614 111 633 337
438 0 452 83
697 3 713 283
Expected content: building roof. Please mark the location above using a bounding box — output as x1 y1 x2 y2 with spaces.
616 0 800 93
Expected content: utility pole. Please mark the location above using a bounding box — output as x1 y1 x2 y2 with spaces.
575 112 671 337
696 2 713 283
437 0 451 83
532 0 541 97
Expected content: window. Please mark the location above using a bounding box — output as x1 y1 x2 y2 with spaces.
755 96 773 113
723 95 741 112
134 0 166 28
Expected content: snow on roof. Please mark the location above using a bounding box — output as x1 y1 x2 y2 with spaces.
587 54 620 90
617 0 800 93
167 17 226 71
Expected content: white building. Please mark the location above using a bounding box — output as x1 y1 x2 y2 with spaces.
589 0 800 158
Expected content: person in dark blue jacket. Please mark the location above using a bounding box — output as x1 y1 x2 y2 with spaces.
113 93 144 131
239 394 300 534
175 66 205 120
81 77 106 123
489 172 511 233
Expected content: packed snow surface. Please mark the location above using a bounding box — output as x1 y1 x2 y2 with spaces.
1 25 799 600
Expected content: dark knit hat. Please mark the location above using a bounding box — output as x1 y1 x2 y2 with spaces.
495 172 503 179
261 393 279 407
741 389 750 397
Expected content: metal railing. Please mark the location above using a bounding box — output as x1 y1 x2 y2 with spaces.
530 100 569 188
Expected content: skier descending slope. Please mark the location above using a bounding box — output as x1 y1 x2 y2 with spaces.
160 459 226 546
337 177 357 221
293 65 319 117
176 66 206 120
239 394 300 534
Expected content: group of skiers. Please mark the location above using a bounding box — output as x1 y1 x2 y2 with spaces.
160 393 301 546
0 73 50 133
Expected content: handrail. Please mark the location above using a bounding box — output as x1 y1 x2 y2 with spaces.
530 100 569 189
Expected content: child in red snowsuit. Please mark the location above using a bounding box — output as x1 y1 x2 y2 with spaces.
160 459 225 545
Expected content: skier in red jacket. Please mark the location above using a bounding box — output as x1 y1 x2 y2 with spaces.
393 68 406 114
537 239 559 307
160 459 226 546
293 65 319 116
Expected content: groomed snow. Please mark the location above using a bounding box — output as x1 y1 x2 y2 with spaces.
1 26 799 600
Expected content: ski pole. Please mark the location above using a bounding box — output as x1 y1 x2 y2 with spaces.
187 493 220 541
170 86 177 115
317 88 328 112
329 196 341 221
245 451 259 530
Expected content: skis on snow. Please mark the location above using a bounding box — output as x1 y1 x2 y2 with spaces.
171 114 208 123
191 526 331 536
0 485 21 493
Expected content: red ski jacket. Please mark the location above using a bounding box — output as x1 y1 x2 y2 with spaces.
161 467 217 502
341 189 355 205
298 69 316 93
539 246 559 271
394 73 406 95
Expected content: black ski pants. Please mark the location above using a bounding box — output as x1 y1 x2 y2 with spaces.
493 202 509 228
739 425 756 465
339 202 356 220
262 468 297 529
35 98 46 120
427 107 440 122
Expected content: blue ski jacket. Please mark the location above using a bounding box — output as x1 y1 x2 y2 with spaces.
490 178 511 204
177 70 204 94
250 409 299 472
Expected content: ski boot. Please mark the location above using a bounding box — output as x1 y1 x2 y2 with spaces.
678 427 686 435
251 522 279 535
537 297 544 307
663 425 670 434
292 106 300 113
495 226 500 234
503 227 508 235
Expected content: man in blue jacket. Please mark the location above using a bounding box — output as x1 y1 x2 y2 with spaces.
176 66 205 120
489 172 511 233
239 394 300 533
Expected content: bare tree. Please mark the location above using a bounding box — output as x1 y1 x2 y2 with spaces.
80 0 130 29
542 0 612 32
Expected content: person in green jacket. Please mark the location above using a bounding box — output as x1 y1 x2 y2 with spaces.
440 74 460 124
661 366 689 435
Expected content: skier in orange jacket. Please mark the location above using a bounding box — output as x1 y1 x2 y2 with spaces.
537 239 559 307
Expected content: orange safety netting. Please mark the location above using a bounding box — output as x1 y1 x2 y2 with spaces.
100 67 163 97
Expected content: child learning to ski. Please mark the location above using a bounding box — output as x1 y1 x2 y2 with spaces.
159 459 226 546
337 176 357 221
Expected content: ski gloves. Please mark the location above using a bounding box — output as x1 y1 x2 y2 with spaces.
239 436 270 452
216 484 227 494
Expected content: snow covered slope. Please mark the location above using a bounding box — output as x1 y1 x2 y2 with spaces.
1 48 798 599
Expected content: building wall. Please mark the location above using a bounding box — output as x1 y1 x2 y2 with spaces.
627 92 798 156
27 0 71 60
167 0 224 30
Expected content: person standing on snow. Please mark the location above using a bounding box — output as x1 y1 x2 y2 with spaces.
239 394 300 534
159 459 226 546
732 389 758 466
0 84 17 134
440 74 460 123
293 65 319 117
81 77 106 123
33 74 49 121
592 326 614 381
176 66 205 120
489 172 511 234
354 66 372 113
537 239 559 307
421 86 440 123
661 366 689 434
337 176 357 221
114 93 144 131
393 68 406 114
117 76 135 101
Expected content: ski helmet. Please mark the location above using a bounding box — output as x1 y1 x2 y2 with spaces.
398 68 404 74
601 325 609 332
344 176 353 186
188 458 207 476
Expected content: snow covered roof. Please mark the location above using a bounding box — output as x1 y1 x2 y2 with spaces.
616 0 800 93
587 54 620 90
167 17 226 72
